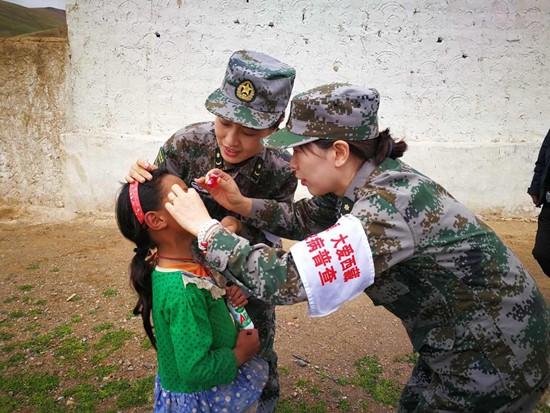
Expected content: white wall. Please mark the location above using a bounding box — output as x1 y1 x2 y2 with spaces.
59 0 550 215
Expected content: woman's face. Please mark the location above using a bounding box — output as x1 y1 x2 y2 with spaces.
214 117 275 164
289 143 339 197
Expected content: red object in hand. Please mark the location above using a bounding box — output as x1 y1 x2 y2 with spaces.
206 174 220 188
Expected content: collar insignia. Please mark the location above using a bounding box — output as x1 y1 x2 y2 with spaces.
338 197 354 217
214 147 224 168
250 157 264 183
154 147 166 167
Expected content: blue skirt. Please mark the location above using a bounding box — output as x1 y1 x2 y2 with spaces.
154 356 268 412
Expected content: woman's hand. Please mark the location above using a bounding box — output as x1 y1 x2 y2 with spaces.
220 216 242 234
195 169 253 217
226 284 248 307
125 158 158 183
165 185 212 236
232 329 260 366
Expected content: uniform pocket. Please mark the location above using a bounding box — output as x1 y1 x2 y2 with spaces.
411 325 455 353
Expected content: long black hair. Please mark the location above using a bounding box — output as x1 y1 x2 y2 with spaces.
115 168 170 349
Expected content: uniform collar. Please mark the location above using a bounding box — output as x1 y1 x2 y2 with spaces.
338 159 378 216
214 146 266 184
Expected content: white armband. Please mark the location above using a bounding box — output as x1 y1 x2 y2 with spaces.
290 214 375 317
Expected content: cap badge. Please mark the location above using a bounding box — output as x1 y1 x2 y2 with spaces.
235 80 256 102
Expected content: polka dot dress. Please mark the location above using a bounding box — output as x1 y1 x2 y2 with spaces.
154 357 268 412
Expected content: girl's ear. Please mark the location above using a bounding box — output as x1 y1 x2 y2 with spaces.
332 140 350 167
143 211 168 230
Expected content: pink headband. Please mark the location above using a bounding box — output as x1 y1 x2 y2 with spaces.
129 181 145 225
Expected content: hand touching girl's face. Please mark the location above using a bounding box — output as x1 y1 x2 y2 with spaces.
158 174 192 233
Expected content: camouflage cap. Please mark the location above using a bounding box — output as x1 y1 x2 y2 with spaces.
262 83 380 148
205 50 296 130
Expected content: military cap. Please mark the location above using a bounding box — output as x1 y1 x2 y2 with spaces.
205 50 296 130
263 83 380 148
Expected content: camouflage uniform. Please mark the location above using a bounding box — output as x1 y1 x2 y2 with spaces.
153 48 298 413
196 84 550 412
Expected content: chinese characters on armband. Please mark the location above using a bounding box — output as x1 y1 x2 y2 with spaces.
290 215 375 317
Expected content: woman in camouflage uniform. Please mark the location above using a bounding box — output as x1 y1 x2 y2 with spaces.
165 83 550 412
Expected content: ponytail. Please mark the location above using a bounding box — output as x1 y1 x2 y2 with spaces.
374 128 407 165
130 250 156 349
115 168 169 350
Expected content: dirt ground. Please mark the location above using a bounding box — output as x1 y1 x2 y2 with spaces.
1 209 549 412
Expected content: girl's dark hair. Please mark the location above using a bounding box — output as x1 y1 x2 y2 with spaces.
115 167 170 350
311 128 407 166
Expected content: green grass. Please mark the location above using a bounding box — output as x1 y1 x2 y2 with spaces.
93 322 113 332
61 376 155 411
5 353 25 367
102 288 118 298
54 337 89 362
0 371 59 398
352 355 402 406
140 337 154 350
337 399 351 411
115 375 155 409
20 332 53 355
0 331 14 341
63 383 97 412
276 399 328 413
0 286 156 412
0 395 21 413
24 322 40 332
92 329 135 364
393 352 419 365
27 308 45 317
52 324 73 338
1 365 153 412
9 310 25 319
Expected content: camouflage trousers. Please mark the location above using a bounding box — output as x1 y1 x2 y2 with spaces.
398 340 550 412
245 296 279 413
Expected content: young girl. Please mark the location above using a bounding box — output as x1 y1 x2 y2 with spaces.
115 167 268 413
